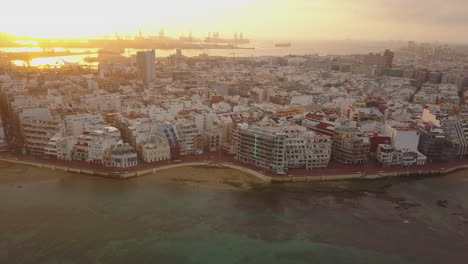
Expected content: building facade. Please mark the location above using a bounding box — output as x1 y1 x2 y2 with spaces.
136 50 156 83
111 143 138 168
332 127 370 164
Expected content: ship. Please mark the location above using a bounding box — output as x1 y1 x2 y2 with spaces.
275 43 292 48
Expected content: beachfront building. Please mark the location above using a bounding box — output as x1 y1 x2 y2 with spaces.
20 111 62 156
44 135 60 158
0 139 7 152
138 138 171 163
417 124 457 161
111 143 138 168
71 135 92 162
204 128 222 152
56 137 78 161
376 144 426 167
176 119 198 156
304 132 332 168
332 127 370 164
88 128 121 164
237 125 333 173
237 125 287 174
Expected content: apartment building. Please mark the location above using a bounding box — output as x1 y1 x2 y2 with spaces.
88 128 121 164
237 126 287 174
332 127 370 164
176 119 198 156
304 132 332 168
204 128 222 152
138 138 171 163
237 125 333 173
376 144 426 167
111 143 138 168
20 115 62 155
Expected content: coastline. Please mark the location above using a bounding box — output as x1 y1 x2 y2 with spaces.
1 154 467 184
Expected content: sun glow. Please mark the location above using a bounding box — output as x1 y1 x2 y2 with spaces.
15 40 38 45
3 0 467 44
12 58 63 68
2 0 257 39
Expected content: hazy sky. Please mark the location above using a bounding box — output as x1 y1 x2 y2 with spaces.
2 0 467 43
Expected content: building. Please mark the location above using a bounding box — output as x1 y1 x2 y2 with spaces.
237 125 332 174
20 115 62 156
204 128 222 152
383 49 394 68
65 114 104 137
56 137 77 161
385 125 420 151
237 126 287 174
71 135 92 161
138 138 170 163
111 143 138 168
87 127 121 164
332 127 370 164
136 50 156 83
176 119 198 156
304 131 332 168
428 71 443 84
376 144 426 167
158 122 179 147
0 139 7 152
359 50 394 68
0 119 5 139
417 125 457 161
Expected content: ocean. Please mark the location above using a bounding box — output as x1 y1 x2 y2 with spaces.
1 162 467 264
3 40 404 67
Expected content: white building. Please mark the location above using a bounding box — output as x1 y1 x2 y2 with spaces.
376 144 426 167
88 127 121 164
56 137 78 161
65 114 104 137
176 119 198 156
385 125 420 151
19 108 63 156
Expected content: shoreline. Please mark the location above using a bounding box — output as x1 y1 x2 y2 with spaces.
1 155 467 184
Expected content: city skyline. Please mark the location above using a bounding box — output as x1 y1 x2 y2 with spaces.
2 0 468 43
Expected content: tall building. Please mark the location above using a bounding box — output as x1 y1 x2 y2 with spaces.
136 50 156 83
176 119 198 156
383 49 394 68
359 50 394 68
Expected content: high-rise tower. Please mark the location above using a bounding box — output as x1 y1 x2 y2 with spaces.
136 50 156 83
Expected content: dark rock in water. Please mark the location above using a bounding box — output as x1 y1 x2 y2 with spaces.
437 200 448 207
17 185 22 188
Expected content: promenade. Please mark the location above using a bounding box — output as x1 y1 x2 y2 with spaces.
1 151 467 183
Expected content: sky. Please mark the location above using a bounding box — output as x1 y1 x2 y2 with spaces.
1 0 468 43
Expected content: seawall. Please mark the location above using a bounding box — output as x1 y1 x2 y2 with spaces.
0 157 466 184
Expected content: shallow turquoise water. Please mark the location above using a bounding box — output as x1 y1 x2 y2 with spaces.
1 166 467 264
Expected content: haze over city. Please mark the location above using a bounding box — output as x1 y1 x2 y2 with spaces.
2 0 468 43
